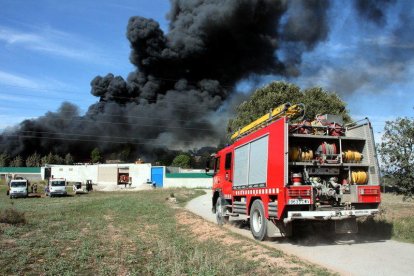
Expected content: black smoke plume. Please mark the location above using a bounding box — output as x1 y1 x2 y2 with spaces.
0 0 406 163
353 0 396 26
0 0 333 162
301 0 412 96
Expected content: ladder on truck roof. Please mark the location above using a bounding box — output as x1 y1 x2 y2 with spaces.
230 102 305 141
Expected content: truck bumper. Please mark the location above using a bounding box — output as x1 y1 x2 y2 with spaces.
50 191 67 196
10 193 27 198
284 209 379 223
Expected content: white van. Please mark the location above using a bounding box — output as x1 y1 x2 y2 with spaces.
9 179 29 199
47 178 67 197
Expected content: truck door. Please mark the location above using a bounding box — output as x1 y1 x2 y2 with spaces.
213 156 222 188
224 152 233 184
213 156 224 189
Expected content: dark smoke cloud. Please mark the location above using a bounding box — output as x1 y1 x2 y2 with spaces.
300 0 412 96
1 0 335 161
2 0 408 162
280 0 330 76
353 0 396 26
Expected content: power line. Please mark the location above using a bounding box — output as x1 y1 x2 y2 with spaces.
15 130 198 144
0 101 396 125
0 88 223 115
1 116 214 131
0 80 230 103
0 99 395 128
0 134 196 147
0 105 219 124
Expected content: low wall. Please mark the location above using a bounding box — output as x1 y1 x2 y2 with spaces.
163 173 212 189
0 167 42 182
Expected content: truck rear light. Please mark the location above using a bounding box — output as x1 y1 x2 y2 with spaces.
360 188 379 195
288 189 311 197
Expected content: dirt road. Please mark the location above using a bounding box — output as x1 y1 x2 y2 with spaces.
186 190 414 276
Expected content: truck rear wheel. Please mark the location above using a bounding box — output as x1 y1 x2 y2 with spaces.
250 200 267 240
215 196 229 226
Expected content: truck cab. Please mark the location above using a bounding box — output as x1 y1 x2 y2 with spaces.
47 178 67 197
9 179 29 199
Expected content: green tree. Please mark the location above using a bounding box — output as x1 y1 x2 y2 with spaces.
41 152 56 166
65 153 74 165
54 154 64 165
0 153 10 167
379 117 414 198
26 152 41 167
118 147 131 162
91 148 101 163
9 155 23 167
171 154 192 168
227 81 351 136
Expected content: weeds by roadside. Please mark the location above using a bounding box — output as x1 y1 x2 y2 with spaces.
0 187 334 275
357 193 414 243
0 207 26 225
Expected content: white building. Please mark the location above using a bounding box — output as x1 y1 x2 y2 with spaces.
42 164 213 191
45 163 152 191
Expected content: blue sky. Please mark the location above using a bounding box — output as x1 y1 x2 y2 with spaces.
1 0 413 142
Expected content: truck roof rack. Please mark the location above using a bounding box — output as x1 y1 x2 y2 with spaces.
230 103 305 141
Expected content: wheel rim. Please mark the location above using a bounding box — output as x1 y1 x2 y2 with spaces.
252 209 262 233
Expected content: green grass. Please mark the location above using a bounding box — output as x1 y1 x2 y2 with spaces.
379 193 414 243
356 193 414 243
0 184 333 275
392 217 414 243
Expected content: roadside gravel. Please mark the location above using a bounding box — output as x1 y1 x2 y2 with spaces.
186 190 414 276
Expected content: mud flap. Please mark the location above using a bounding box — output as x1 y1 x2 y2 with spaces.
335 218 358 234
266 219 292 238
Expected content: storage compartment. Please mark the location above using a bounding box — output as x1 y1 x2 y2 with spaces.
233 135 269 188
287 119 380 207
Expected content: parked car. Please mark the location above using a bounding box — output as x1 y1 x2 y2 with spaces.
46 178 67 197
9 179 29 199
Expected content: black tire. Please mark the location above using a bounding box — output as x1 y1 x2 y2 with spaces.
215 196 229 226
250 200 267 241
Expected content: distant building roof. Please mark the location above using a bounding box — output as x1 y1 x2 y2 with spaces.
166 173 212 179
0 167 41 173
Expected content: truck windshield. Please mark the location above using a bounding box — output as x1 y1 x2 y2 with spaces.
10 182 26 187
51 181 65 186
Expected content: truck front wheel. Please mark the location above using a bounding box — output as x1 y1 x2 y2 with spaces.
215 196 229 226
250 200 267 241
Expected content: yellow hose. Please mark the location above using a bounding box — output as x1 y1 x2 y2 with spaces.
351 171 368 184
289 146 301 161
343 150 363 163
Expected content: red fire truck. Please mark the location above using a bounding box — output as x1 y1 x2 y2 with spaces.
210 103 381 240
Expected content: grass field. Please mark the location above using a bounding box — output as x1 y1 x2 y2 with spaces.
373 193 414 243
0 185 333 276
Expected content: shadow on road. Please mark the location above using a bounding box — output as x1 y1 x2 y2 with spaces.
227 217 393 246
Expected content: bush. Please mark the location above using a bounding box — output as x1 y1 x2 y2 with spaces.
0 208 26 225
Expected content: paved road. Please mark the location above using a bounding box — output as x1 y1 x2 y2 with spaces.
186 190 414 276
